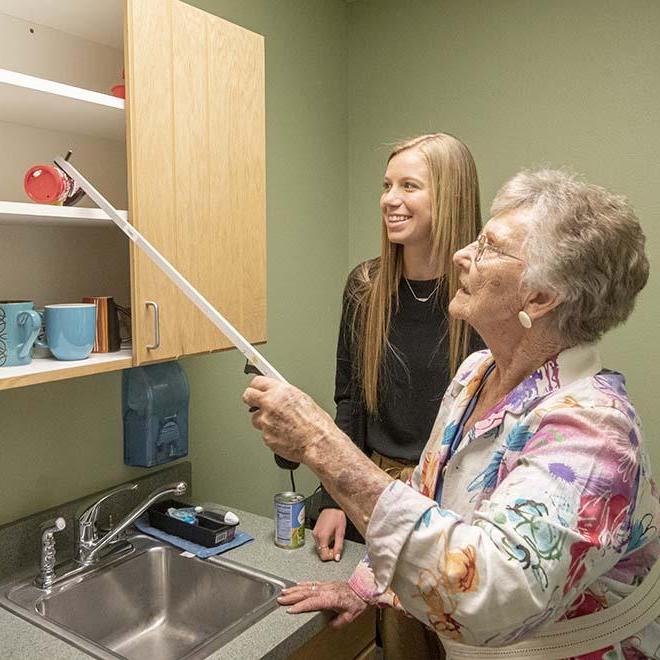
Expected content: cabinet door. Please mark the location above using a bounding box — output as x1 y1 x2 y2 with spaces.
125 0 266 364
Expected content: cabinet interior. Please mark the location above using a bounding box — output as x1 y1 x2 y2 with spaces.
0 0 130 312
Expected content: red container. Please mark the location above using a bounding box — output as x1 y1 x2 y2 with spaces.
24 164 84 205
24 165 68 204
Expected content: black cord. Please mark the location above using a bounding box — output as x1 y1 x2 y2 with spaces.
289 470 296 492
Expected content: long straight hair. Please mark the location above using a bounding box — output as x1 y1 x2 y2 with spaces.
350 133 481 415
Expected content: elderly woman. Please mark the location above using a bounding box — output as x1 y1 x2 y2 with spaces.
243 170 657 659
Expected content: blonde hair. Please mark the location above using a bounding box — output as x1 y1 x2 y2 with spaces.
350 133 482 414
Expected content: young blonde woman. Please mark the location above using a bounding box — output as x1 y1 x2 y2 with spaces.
312 133 482 658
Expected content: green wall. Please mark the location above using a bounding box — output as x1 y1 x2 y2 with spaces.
3 1 658 525
0 375 141 524
0 0 348 525
182 0 349 516
347 0 660 468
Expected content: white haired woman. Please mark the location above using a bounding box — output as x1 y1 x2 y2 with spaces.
244 170 657 659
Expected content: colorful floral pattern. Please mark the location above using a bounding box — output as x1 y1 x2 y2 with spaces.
348 344 660 659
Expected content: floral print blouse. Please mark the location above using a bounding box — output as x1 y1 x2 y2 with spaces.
348 344 660 659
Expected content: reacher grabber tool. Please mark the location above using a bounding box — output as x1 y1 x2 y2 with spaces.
55 155 299 471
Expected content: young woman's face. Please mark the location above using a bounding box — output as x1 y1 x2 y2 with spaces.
380 148 433 248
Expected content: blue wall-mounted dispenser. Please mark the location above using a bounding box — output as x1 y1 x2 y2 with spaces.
122 361 189 467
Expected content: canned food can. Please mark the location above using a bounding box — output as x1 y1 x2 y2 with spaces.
274 492 305 548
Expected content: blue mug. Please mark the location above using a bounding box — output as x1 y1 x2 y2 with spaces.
36 304 97 361
0 301 42 367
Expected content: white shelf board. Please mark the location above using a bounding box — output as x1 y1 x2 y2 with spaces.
0 201 127 227
0 68 125 140
0 349 133 390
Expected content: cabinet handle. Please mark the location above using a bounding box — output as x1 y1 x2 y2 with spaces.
145 301 160 350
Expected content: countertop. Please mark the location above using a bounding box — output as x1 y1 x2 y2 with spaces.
0 507 367 660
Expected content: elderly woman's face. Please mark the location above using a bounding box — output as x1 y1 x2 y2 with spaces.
449 209 531 330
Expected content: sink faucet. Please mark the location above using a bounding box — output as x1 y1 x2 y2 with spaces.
76 481 187 566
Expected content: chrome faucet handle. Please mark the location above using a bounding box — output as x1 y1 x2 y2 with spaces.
35 517 66 590
78 480 187 566
77 483 138 547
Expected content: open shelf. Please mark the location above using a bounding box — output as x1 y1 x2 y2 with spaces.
0 201 126 227
0 68 125 140
0 349 133 390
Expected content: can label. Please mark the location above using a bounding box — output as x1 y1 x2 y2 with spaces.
274 492 305 548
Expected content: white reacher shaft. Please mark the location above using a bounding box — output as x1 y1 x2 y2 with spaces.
55 156 286 382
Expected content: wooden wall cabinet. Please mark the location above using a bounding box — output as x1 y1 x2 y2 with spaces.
127 0 266 364
0 0 266 390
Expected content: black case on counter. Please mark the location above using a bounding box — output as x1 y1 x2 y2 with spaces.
148 499 237 547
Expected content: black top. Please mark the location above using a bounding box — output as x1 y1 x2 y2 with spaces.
318 262 479 511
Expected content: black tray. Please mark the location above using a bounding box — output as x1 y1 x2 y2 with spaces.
148 499 237 547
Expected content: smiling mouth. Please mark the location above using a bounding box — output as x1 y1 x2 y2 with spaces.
388 214 411 224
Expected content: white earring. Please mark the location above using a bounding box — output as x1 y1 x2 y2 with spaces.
518 311 532 329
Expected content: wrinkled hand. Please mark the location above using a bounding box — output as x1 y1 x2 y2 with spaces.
277 580 369 628
313 508 347 562
242 376 336 464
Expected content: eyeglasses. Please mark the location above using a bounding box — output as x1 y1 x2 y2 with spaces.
473 234 524 264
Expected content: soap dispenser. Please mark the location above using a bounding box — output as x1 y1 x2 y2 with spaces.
122 361 189 467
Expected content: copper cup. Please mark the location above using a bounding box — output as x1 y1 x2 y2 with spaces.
82 296 121 353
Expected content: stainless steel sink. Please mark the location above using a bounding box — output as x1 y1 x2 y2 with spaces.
0 533 293 659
